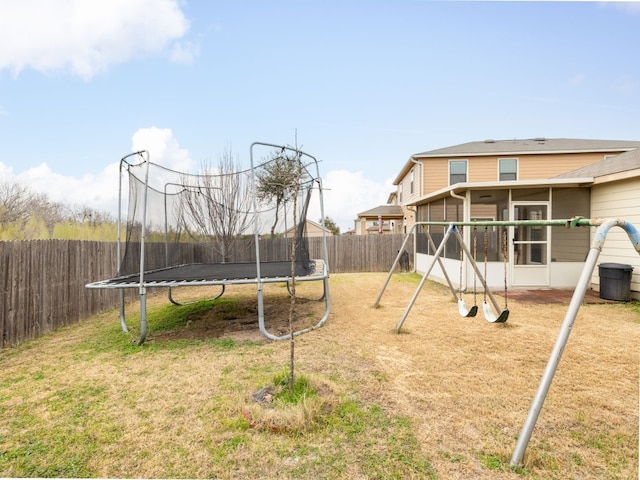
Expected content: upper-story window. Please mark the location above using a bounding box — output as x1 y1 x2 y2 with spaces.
410 168 415 194
499 158 518 181
398 183 403 203
449 160 467 185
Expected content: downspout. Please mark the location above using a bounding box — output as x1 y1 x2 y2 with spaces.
409 156 423 198
407 157 423 272
449 188 469 291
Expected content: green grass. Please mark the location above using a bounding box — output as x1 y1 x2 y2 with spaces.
272 369 317 404
0 296 437 479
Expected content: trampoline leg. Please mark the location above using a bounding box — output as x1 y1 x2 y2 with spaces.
258 276 331 341
119 289 129 333
256 282 267 337
137 288 147 345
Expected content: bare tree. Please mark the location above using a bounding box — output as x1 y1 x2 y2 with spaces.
178 146 253 262
0 181 66 236
0 180 36 226
255 150 308 237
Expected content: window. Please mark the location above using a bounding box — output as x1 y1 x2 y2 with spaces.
398 184 403 203
449 160 467 185
410 168 414 194
499 158 517 181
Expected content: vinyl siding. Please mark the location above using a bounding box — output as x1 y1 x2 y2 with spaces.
423 160 449 194
409 152 616 197
590 178 640 297
518 153 608 180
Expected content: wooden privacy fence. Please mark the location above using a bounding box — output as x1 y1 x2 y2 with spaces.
0 234 413 348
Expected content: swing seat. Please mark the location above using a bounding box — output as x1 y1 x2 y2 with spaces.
482 301 509 323
457 299 478 318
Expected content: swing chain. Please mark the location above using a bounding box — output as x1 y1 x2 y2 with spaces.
472 227 477 305
502 227 508 309
483 227 489 302
458 226 464 299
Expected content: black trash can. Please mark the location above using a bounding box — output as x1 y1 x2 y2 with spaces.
598 263 634 301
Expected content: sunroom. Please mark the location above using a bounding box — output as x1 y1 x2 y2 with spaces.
409 178 594 290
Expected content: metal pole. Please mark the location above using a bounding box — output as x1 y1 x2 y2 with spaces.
408 217 598 228
509 246 600 466
373 223 417 307
396 225 454 332
510 218 640 466
116 151 147 334
137 152 151 345
427 232 459 302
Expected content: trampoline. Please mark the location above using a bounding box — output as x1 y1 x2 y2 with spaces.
86 142 331 344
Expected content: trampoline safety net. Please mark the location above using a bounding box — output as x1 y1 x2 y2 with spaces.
117 145 320 283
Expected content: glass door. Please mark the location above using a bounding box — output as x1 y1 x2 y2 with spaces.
511 203 550 286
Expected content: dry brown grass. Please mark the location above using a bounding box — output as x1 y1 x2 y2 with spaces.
0 272 637 479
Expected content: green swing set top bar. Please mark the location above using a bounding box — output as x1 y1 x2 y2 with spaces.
409 216 600 228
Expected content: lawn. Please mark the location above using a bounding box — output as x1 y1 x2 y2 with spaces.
0 272 637 479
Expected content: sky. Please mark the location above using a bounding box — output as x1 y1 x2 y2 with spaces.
0 0 639 232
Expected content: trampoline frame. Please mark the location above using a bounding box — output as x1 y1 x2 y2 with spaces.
86 142 330 345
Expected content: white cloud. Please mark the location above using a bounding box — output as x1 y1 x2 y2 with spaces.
2 126 194 216
131 126 194 172
15 162 120 214
3 128 393 235
170 40 201 65
0 0 192 79
319 170 394 232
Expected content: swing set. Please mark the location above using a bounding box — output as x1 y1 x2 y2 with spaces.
374 221 510 332
374 216 640 466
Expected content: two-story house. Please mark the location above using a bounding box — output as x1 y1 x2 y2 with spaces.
393 138 640 298
354 205 404 235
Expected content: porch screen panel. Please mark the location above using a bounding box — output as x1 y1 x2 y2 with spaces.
416 200 446 255
444 197 462 259
415 204 430 255
469 190 508 261
551 188 590 262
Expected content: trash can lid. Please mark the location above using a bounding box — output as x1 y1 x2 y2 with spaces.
599 263 634 271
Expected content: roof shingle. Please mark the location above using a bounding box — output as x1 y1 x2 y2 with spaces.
554 148 640 179
413 138 640 158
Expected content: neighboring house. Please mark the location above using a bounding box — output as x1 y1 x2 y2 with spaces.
285 219 333 238
354 205 404 235
392 138 640 298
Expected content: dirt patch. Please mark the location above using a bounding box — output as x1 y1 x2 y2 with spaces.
150 283 326 342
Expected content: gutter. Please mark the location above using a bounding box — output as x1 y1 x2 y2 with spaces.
449 189 469 291
409 156 424 198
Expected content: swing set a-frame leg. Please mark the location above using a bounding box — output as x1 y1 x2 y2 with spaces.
395 226 453 332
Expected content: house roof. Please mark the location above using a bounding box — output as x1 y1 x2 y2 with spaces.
285 219 332 233
413 138 640 158
356 205 403 217
394 137 640 184
553 148 640 179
